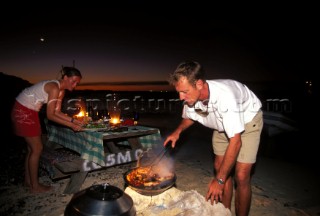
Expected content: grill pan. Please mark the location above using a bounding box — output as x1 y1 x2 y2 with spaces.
124 167 176 196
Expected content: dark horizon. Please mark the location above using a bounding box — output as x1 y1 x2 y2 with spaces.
0 70 317 168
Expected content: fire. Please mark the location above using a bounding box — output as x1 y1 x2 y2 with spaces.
109 108 121 126
110 118 120 124
75 110 85 117
74 110 88 122
126 166 174 187
110 117 121 126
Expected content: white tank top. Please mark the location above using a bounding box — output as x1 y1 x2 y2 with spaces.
16 80 60 112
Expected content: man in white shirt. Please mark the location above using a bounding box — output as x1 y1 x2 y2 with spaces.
164 61 263 216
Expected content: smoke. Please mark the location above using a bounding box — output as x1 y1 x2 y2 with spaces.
136 146 175 177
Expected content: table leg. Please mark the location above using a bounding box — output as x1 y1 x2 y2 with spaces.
63 171 88 194
127 137 143 149
105 141 120 153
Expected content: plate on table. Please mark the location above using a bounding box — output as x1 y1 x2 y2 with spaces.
82 122 108 132
82 127 108 132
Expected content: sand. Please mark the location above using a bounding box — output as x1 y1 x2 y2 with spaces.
0 114 319 215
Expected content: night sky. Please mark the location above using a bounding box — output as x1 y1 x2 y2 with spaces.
0 4 317 91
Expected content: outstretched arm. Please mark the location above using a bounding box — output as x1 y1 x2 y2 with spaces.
163 118 194 148
45 82 83 131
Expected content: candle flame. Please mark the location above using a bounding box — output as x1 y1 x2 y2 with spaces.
75 111 85 117
111 118 120 124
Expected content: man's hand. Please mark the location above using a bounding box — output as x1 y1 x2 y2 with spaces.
163 131 180 148
206 178 224 205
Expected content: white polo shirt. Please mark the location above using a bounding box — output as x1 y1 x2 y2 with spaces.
182 79 262 138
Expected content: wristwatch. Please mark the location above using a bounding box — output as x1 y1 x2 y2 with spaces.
217 178 225 185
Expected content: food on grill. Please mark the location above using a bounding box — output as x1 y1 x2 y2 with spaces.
126 167 174 188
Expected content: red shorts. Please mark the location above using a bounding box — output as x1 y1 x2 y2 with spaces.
11 101 41 137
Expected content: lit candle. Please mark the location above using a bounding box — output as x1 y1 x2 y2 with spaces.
111 118 120 124
74 110 85 121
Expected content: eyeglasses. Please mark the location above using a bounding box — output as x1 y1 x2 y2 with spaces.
194 101 209 117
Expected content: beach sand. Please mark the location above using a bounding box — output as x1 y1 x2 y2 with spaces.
0 113 319 215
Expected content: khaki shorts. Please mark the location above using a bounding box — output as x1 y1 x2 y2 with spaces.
212 110 263 163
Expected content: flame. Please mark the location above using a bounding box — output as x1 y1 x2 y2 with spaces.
110 118 120 124
75 110 85 117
